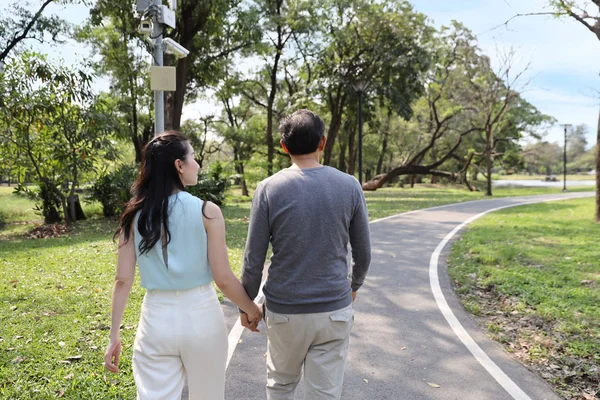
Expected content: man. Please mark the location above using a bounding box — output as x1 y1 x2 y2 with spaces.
240 109 371 399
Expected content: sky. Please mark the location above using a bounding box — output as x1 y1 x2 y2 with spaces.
409 0 600 146
2 0 599 146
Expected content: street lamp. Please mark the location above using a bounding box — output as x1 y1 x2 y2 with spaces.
352 80 369 184
562 123 572 192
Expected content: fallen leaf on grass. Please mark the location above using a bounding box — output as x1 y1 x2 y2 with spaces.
64 373 74 380
56 390 65 398
12 356 26 363
58 341 66 347
65 355 82 362
427 382 440 388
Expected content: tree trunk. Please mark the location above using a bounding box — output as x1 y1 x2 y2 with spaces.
363 166 458 191
338 138 347 172
266 103 275 176
233 147 249 197
376 131 388 175
347 126 356 176
324 110 344 166
68 195 86 221
486 128 493 196
595 107 600 221
323 89 346 166
164 57 190 131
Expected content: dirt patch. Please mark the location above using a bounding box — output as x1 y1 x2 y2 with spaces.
27 224 69 239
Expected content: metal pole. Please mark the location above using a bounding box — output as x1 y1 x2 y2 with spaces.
153 0 164 135
358 91 363 184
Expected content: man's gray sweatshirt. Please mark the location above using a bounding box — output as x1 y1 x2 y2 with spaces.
241 165 371 314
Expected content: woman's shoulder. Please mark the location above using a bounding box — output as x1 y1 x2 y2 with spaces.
201 200 222 219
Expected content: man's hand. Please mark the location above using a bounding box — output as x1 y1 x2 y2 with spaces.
352 291 357 302
240 312 260 333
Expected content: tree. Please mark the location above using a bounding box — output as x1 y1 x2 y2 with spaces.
314 0 432 167
362 23 550 192
0 52 117 223
78 0 153 163
547 1 600 219
567 124 589 162
180 118 221 169
362 23 483 190
163 0 261 131
522 141 562 175
236 0 315 175
0 0 70 64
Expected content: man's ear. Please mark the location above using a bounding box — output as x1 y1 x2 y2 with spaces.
318 136 327 151
280 139 290 154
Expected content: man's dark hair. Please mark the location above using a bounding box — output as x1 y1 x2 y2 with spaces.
279 109 325 155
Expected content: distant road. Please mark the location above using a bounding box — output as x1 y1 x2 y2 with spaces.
493 179 595 187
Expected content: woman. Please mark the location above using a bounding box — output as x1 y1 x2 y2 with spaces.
104 131 262 399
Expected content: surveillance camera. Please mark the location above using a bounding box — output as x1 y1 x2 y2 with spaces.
163 38 189 58
138 20 153 35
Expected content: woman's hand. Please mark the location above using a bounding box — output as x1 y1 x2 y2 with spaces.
104 337 122 373
247 303 263 325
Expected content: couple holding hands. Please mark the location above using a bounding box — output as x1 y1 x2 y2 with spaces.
104 109 371 400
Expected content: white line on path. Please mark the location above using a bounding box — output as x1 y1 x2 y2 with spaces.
428 193 591 400
226 280 265 369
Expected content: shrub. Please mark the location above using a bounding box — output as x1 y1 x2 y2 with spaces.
188 162 230 206
89 165 138 217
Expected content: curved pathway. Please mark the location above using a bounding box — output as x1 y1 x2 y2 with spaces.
218 192 593 399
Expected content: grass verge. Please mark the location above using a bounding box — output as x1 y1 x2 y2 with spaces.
448 197 600 399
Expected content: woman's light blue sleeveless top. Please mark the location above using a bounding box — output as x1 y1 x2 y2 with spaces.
133 192 212 290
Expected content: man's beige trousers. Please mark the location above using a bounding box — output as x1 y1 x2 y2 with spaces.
265 304 354 400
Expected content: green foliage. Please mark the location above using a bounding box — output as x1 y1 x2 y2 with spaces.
0 52 118 223
188 162 231 206
89 165 138 217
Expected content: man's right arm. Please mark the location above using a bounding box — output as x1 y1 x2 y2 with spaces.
241 182 270 302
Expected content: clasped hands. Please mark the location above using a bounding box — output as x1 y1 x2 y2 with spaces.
240 304 262 332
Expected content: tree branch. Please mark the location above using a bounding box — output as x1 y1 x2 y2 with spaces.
0 0 56 63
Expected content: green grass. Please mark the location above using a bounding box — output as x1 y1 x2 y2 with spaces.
0 186 39 225
0 184 595 398
448 198 600 397
0 186 103 227
363 184 594 220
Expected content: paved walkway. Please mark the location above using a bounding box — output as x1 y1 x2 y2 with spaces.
194 192 593 399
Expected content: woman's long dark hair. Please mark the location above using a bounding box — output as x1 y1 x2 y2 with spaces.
115 131 190 255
